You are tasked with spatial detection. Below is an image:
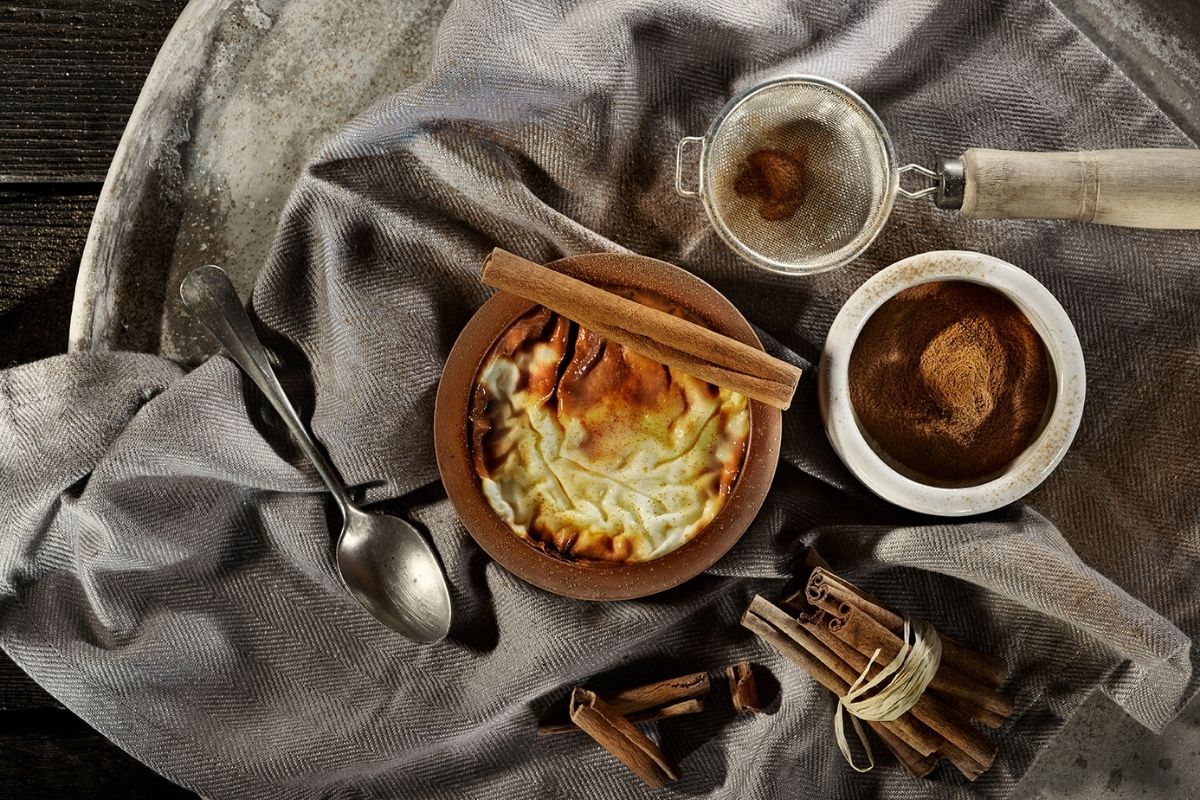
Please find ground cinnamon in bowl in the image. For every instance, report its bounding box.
[847,281,1052,483]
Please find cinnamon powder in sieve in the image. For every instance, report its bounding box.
[734,147,807,221]
[848,281,1051,483]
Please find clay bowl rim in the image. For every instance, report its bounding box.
[433,252,782,601]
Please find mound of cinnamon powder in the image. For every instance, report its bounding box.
[848,281,1051,483]
[734,147,807,221]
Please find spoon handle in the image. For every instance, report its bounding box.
[180,265,352,511]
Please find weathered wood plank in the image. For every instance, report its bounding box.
[0,0,190,181]
[0,709,195,797]
[0,187,97,366]
[0,654,62,711]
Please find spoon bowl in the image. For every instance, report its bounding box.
[180,264,452,643]
[336,507,452,643]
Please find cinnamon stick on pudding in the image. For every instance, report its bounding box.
[570,689,680,789]
[480,248,802,410]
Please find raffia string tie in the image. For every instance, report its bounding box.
[835,617,943,772]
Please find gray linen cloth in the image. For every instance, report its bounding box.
[3,0,1199,797]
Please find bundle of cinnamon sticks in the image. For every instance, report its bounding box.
[742,550,1014,780]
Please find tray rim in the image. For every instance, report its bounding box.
[69,0,236,355]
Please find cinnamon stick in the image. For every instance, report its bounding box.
[828,605,1014,720]
[808,568,1008,688]
[480,248,802,410]
[779,547,832,617]
[601,672,711,716]
[939,693,1006,730]
[539,698,705,736]
[726,662,762,714]
[742,597,941,757]
[800,611,1006,727]
[939,740,987,782]
[570,689,680,789]
[813,613,995,767]
[939,634,1008,690]
[537,671,711,735]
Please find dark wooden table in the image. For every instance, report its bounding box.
[0,2,195,794]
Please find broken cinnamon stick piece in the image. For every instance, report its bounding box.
[570,689,680,789]
[539,698,705,736]
[481,248,802,409]
[602,672,710,717]
[726,662,762,714]
[536,671,711,735]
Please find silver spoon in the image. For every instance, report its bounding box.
[180,265,452,643]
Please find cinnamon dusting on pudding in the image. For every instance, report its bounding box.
[470,289,750,564]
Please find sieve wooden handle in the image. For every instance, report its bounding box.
[959,148,1200,228]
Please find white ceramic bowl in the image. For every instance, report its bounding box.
[819,250,1085,516]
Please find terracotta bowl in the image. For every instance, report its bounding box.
[434,252,782,600]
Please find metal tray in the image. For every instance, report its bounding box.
[69,0,450,363]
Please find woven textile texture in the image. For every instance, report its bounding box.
[2,0,1198,797]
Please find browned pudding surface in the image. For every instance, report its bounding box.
[848,281,1052,483]
[470,290,751,564]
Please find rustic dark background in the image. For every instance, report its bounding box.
[0,1,195,795]
[1,0,1198,797]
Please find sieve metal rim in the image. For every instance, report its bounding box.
[691,74,900,275]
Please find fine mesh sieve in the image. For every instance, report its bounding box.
[676,75,1200,275]
[676,75,915,275]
